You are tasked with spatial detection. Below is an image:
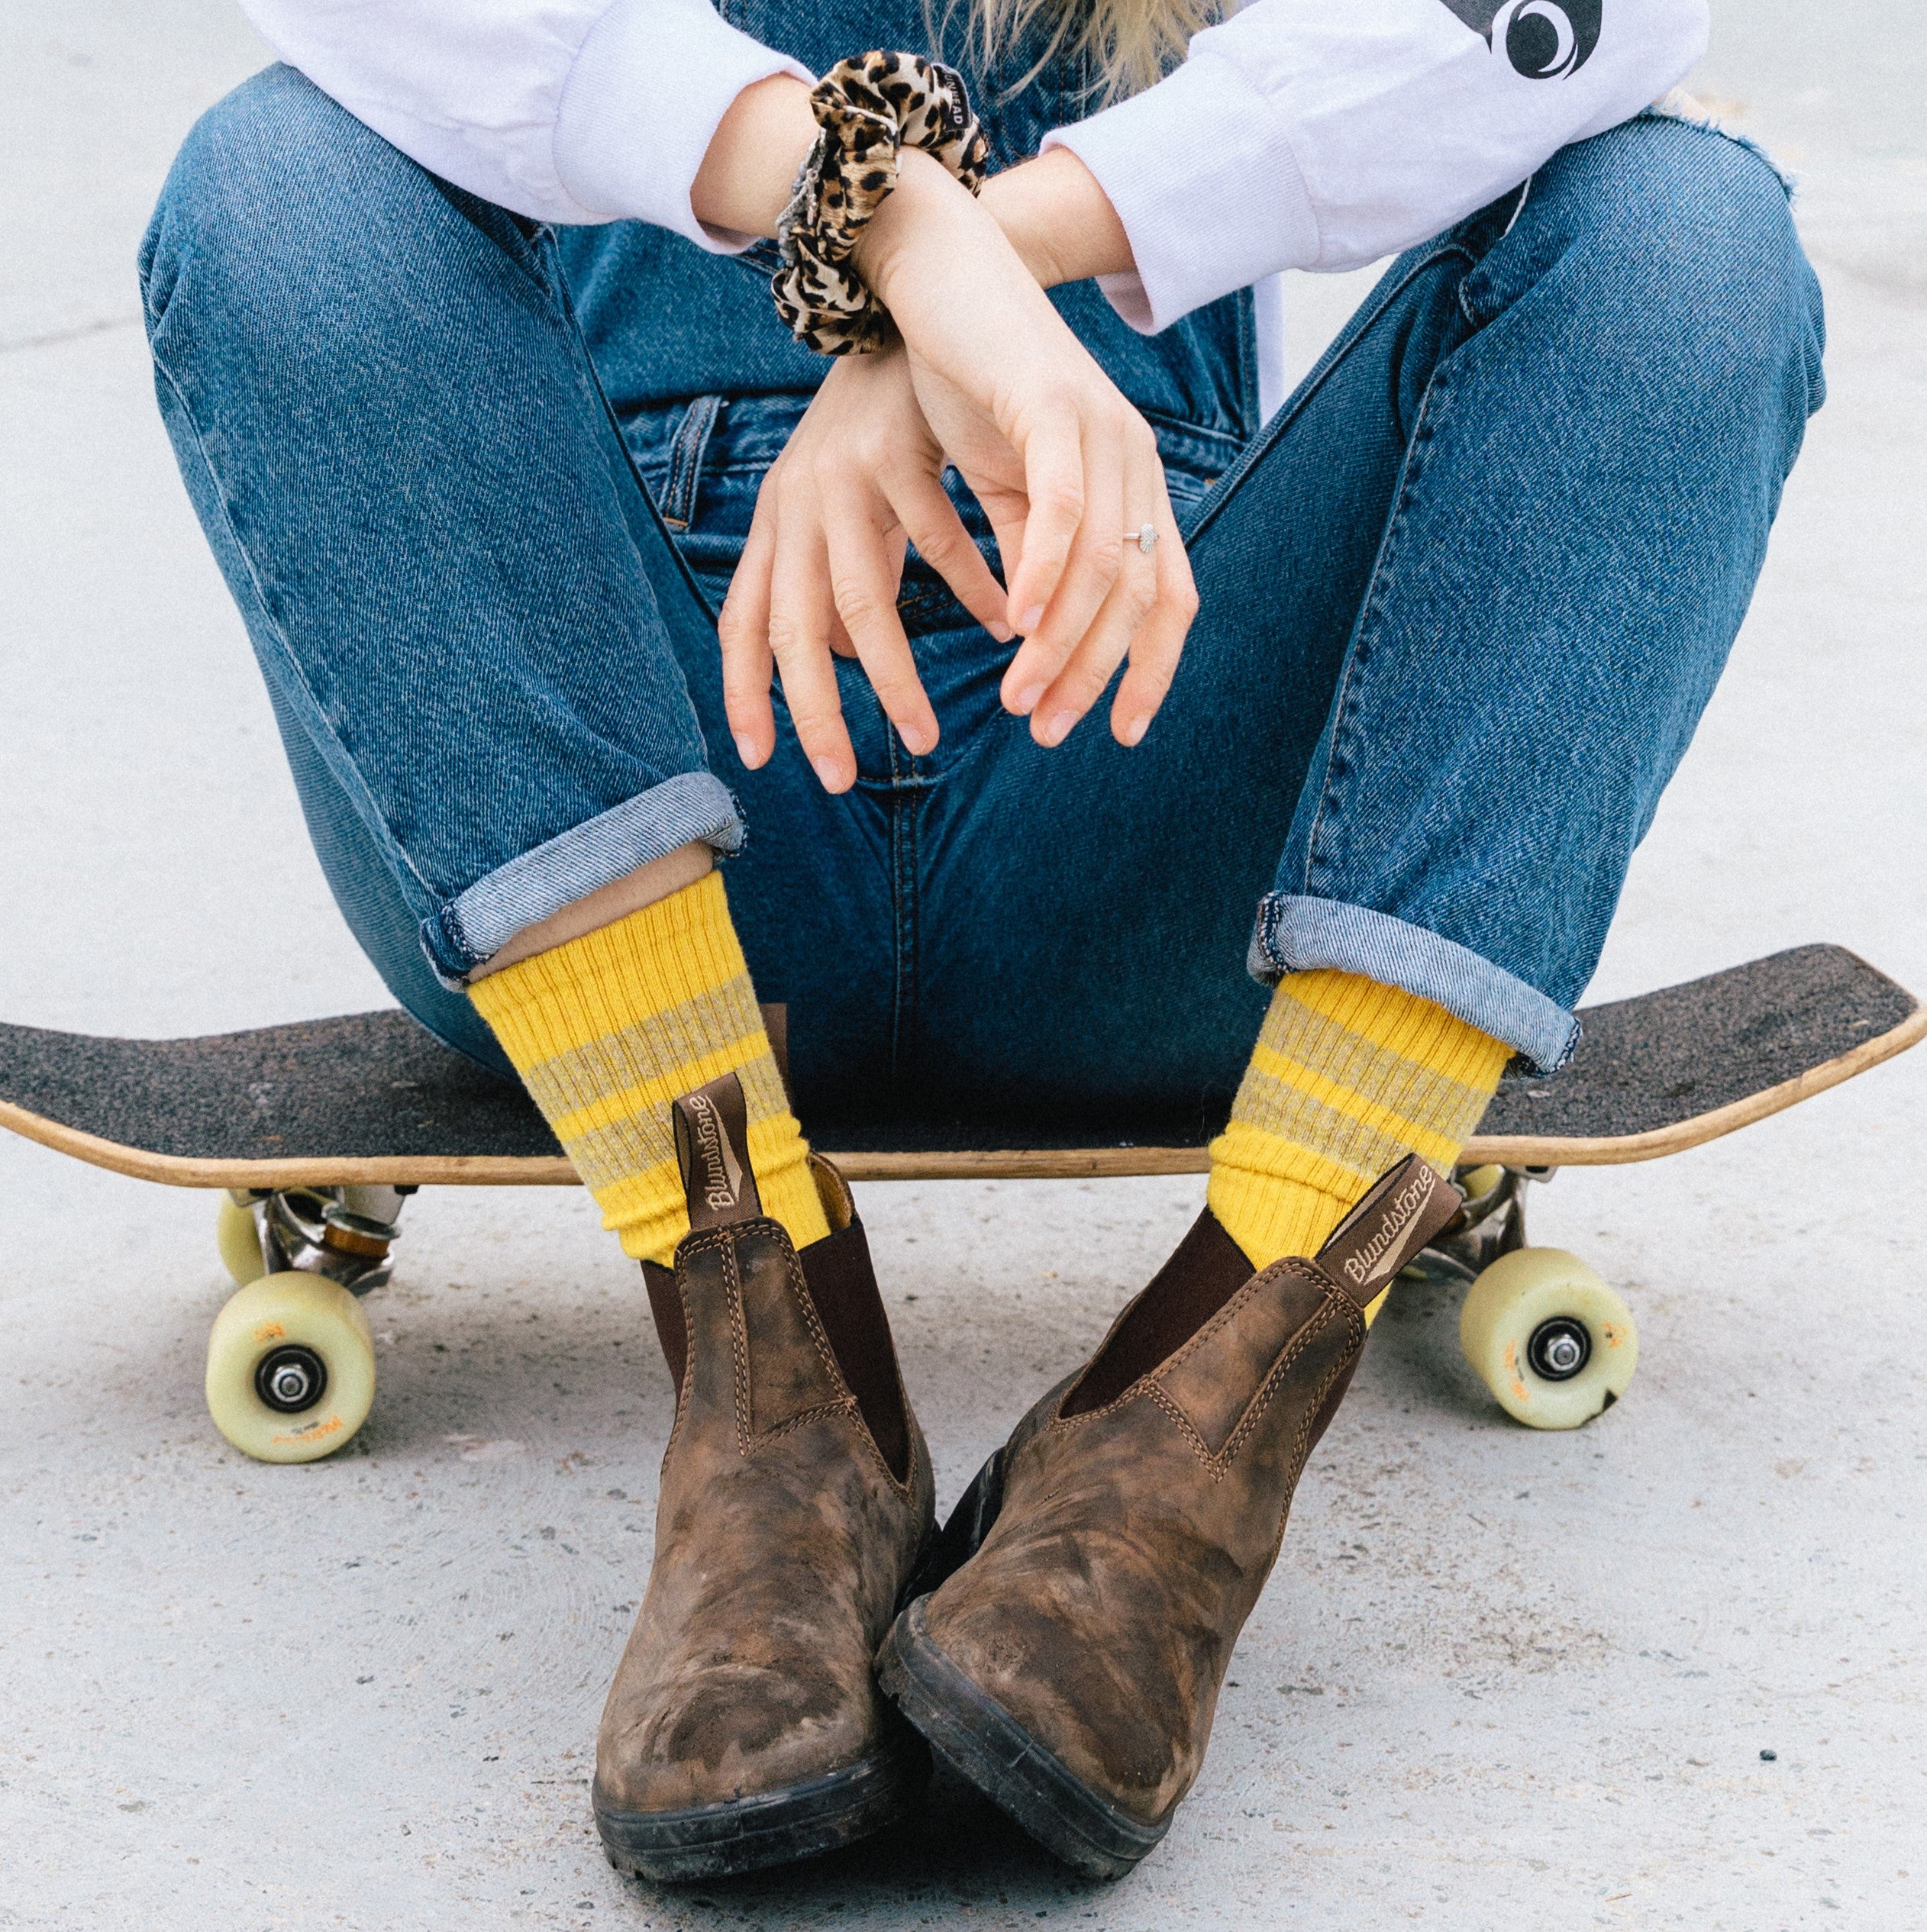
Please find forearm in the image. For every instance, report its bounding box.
[689,72,818,238]
[978,148,1137,290]
[852,149,1065,341]
[691,83,1136,287]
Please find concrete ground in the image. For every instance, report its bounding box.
[2,3,1922,1926]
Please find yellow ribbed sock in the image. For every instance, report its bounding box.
[467,869,828,1266]
[1207,971,1511,1322]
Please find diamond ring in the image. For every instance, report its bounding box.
[1125,522,1158,553]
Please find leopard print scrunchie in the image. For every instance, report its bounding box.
[772,51,991,356]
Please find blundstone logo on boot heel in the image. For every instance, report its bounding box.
[672,1073,763,1230]
[1315,1156,1464,1305]
[1344,1168,1441,1289]
[686,1092,744,1212]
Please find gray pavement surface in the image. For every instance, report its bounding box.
[2,3,1922,1927]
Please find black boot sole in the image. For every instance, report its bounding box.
[877,1598,1168,1881]
[594,1733,928,1882]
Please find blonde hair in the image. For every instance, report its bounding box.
[962,0,1225,105]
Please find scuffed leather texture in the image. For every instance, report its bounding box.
[918,1256,1366,1831]
[598,1212,934,1814]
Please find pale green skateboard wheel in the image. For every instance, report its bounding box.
[205,1272,376,1463]
[1460,1247,1638,1429]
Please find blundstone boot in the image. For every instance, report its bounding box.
[878,1155,1461,1878]
[593,1073,936,1880]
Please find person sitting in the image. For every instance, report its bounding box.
[140,0,1821,1877]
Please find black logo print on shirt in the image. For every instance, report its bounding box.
[1434,0,1602,78]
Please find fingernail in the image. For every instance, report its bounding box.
[1120,715,1148,747]
[1018,605,1045,634]
[812,756,844,792]
[732,732,760,768]
[1012,682,1044,715]
[900,721,935,755]
[986,619,1015,643]
[1039,708,1078,747]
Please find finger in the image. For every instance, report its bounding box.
[1030,440,1178,748]
[828,491,905,663]
[767,485,857,792]
[1110,482,1196,747]
[883,465,1013,643]
[821,473,939,755]
[1001,410,1084,640]
[1000,416,1127,716]
[830,526,907,656]
[1027,560,1151,750]
[985,511,1028,608]
[718,476,781,768]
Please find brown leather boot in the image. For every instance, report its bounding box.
[593,1074,936,1880]
[877,1155,1461,1878]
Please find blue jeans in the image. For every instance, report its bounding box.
[139,69,1822,1143]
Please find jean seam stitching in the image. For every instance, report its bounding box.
[147,356,438,908]
[663,410,696,529]
[886,731,918,1091]
[903,785,921,1095]
[1299,378,1441,898]
[1255,895,1282,977]
[440,901,475,968]
[1183,239,1477,549]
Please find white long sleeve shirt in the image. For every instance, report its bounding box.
[240,0,1706,414]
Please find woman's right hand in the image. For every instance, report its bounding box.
[854,150,1199,752]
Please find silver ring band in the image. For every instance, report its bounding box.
[1125,522,1158,553]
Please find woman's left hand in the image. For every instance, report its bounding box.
[717,344,1014,791]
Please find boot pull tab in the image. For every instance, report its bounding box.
[1312,1155,1462,1308]
[671,1072,763,1231]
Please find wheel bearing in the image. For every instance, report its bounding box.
[1526,1316,1591,1382]
[255,1343,329,1414]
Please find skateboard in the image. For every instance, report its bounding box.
[2,943,1919,1460]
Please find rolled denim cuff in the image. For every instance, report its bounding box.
[1248,894,1581,1074]
[421,770,745,985]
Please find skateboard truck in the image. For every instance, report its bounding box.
[227,1183,415,1297]
[1402,1163,1557,1286]
[1391,1160,1639,1421]
[1400,1164,1625,1407]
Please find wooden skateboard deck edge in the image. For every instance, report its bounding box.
[3,994,1921,1192]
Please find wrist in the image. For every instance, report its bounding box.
[981,148,1134,289]
[692,73,817,240]
[851,147,980,310]
[980,163,1068,287]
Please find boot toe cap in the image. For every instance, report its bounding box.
[597,1659,896,1815]
[917,1582,1198,1827]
